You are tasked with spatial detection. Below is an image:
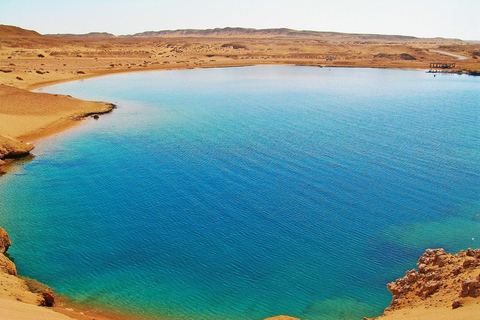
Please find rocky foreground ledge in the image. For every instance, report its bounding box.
[385,248,480,311]
[0,226,74,319]
[266,248,480,320]
[371,248,480,319]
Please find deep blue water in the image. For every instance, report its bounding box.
[1,66,479,320]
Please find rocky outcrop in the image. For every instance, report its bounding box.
[0,227,12,253]
[0,227,16,275]
[379,248,480,316]
[0,134,34,160]
[459,274,480,298]
[0,252,17,275]
[41,290,56,307]
[0,134,34,172]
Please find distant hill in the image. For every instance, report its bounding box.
[129,27,421,41]
[49,32,116,39]
[0,25,463,44]
[0,25,42,38]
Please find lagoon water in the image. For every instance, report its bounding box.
[1,66,479,319]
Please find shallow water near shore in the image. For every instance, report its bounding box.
[1,66,479,319]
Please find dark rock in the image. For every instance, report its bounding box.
[399,53,416,60]
[42,290,55,307]
[452,299,461,309]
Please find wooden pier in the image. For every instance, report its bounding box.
[429,62,457,73]
[430,62,455,69]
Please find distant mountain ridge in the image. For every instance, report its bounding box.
[128,27,420,41]
[0,25,463,43]
[49,27,464,42]
[49,32,116,39]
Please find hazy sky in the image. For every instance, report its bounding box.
[1,0,478,40]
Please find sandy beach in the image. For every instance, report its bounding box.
[1,24,479,320]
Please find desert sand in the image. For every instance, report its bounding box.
[0,298,74,320]
[0,24,479,319]
[0,85,115,141]
[0,84,115,174]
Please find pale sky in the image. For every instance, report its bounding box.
[0,0,478,40]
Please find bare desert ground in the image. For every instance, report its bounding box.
[1,25,479,91]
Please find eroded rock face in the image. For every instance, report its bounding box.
[459,274,480,298]
[0,134,34,162]
[0,252,17,275]
[384,248,480,313]
[42,290,56,307]
[0,227,17,275]
[0,226,12,253]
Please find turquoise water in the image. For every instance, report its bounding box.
[1,66,479,319]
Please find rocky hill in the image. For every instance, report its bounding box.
[0,25,42,38]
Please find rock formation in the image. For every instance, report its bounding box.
[0,252,17,275]
[459,273,480,298]
[42,290,56,307]
[371,248,480,319]
[0,226,12,253]
[0,134,34,173]
[0,227,16,275]
[0,134,34,158]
